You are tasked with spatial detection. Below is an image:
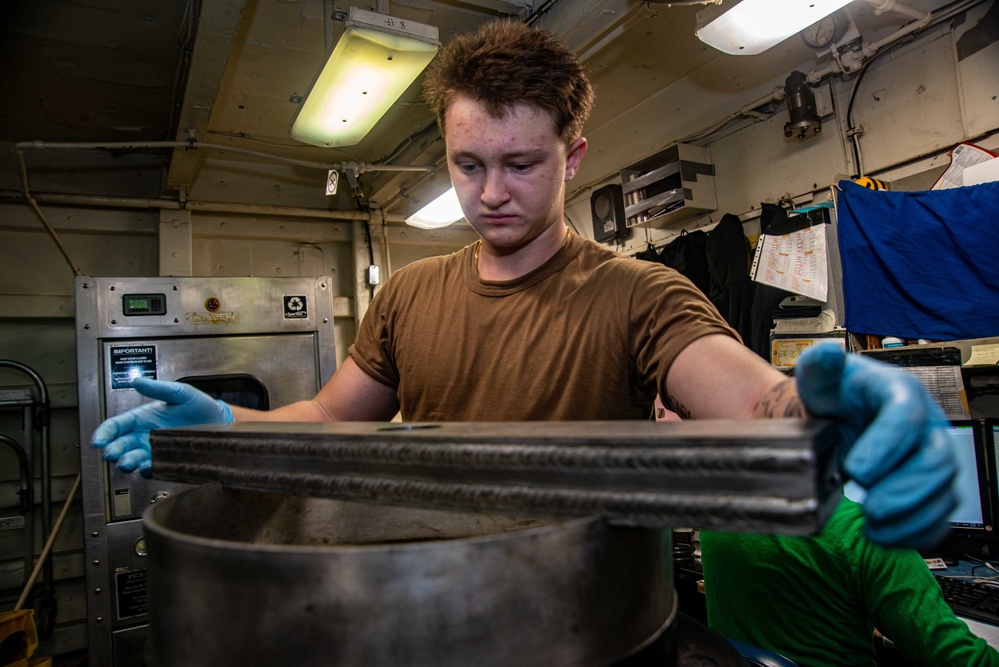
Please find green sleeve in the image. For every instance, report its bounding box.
[853,515,999,666]
[702,498,999,667]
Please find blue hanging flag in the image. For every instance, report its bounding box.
[836,179,999,341]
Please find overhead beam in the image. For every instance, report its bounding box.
[443,0,529,16]
[530,0,638,59]
[166,0,246,192]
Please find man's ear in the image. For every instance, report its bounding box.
[564,137,587,182]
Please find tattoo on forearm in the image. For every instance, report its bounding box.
[665,394,692,420]
[760,378,807,418]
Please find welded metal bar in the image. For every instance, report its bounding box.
[151,419,842,534]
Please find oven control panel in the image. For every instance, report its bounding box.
[121,293,167,317]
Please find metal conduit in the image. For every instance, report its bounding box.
[0,189,411,222]
[13,140,435,175]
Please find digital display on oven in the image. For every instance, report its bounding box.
[122,293,167,316]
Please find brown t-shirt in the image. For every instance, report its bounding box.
[349,232,736,422]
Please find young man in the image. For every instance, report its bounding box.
[93,20,956,550]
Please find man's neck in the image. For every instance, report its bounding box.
[476,223,571,281]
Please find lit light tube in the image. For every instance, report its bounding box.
[405,187,464,229]
[696,0,854,55]
[291,8,439,147]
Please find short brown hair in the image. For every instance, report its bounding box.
[422,20,595,146]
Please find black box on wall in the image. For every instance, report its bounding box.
[590,183,628,242]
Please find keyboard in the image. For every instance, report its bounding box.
[936,575,999,625]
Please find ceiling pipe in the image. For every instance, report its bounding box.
[187,201,405,221]
[858,1,933,56]
[13,140,434,175]
[0,189,409,223]
[0,190,179,210]
[804,0,976,84]
[865,0,931,22]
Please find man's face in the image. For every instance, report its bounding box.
[444,94,585,253]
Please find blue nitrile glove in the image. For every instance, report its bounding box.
[795,343,958,549]
[91,377,234,478]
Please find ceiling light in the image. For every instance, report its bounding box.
[696,0,854,55]
[291,7,440,147]
[405,187,464,229]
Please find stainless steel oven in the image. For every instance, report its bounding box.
[74,275,336,667]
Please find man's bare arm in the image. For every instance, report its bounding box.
[229,357,400,422]
[665,334,806,420]
[757,377,807,418]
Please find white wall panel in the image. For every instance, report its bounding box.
[187,158,358,209]
[190,217,352,282]
[710,112,846,218]
[849,33,965,173]
[959,41,999,136]
[0,204,158,301]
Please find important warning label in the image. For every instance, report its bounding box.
[109,345,157,390]
[116,569,148,619]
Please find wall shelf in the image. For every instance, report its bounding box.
[621,143,717,229]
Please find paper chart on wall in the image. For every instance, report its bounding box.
[931,142,997,190]
[750,225,828,302]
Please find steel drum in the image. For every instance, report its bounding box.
[143,483,675,666]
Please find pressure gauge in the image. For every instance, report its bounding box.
[802,13,844,49]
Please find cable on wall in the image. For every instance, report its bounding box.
[15,150,83,277]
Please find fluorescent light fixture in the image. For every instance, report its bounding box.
[696,0,854,55]
[291,7,440,147]
[405,187,465,229]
